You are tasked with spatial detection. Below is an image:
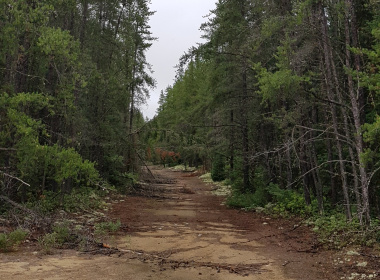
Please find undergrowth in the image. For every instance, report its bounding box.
[38,219,122,253]
[27,186,110,214]
[212,176,380,249]
[309,215,380,249]
[0,229,28,252]
[94,220,121,243]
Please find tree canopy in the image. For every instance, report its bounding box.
[0,0,155,208]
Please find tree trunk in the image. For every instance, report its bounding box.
[344,0,370,224]
[299,132,311,205]
[327,139,338,206]
[80,0,88,50]
[241,65,250,191]
[229,110,235,172]
[286,139,293,188]
[318,2,352,220]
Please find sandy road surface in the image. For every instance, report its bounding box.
[1,166,334,280]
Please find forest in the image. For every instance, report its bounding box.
[1,0,380,243]
[0,0,154,212]
[149,0,380,228]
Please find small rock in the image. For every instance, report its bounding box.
[357,262,367,267]
[346,250,360,256]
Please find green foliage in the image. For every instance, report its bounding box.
[95,220,121,233]
[0,91,101,202]
[226,157,244,190]
[226,183,315,217]
[256,64,305,103]
[360,18,380,168]
[226,167,271,208]
[38,232,58,253]
[33,187,104,213]
[0,0,156,212]
[51,221,75,245]
[311,215,380,248]
[38,27,79,61]
[38,220,77,252]
[211,154,226,181]
[19,144,99,188]
[94,220,121,243]
[267,184,314,217]
[0,229,28,252]
[226,191,262,210]
[153,60,213,170]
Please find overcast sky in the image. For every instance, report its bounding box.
[142,0,216,119]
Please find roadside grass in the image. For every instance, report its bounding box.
[171,164,197,172]
[199,172,232,196]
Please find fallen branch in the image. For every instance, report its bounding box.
[0,171,30,187]
[83,246,267,276]
[137,152,155,179]
[0,195,36,216]
[0,148,17,151]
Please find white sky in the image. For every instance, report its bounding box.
[142,0,216,119]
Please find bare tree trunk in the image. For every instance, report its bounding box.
[327,139,338,206]
[286,140,293,188]
[80,0,88,50]
[241,65,250,191]
[344,0,370,224]
[229,110,235,172]
[310,144,324,214]
[299,131,311,205]
[318,3,352,220]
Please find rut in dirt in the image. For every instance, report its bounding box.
[108,166,332,280]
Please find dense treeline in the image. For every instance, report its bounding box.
[149,0,380,225]
[0,0,154,210]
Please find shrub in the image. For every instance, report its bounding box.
[267,183,313,217]
[94,220,121,243]
[52,221,75,245]
[38,232,58,253]
[0,229,28,252]
[211,154,225,182]
[31,187,104,213]
[310,215,380,248]
[38,220,77,252]
[226,185,270,209]
[226,191,258,210]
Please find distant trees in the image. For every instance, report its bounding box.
[151,0,380,224]
[0,0,154,207]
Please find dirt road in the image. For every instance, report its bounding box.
[1,166,341,279]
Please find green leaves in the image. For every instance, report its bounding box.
[256,64,306,103]
[38,27,79,62]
